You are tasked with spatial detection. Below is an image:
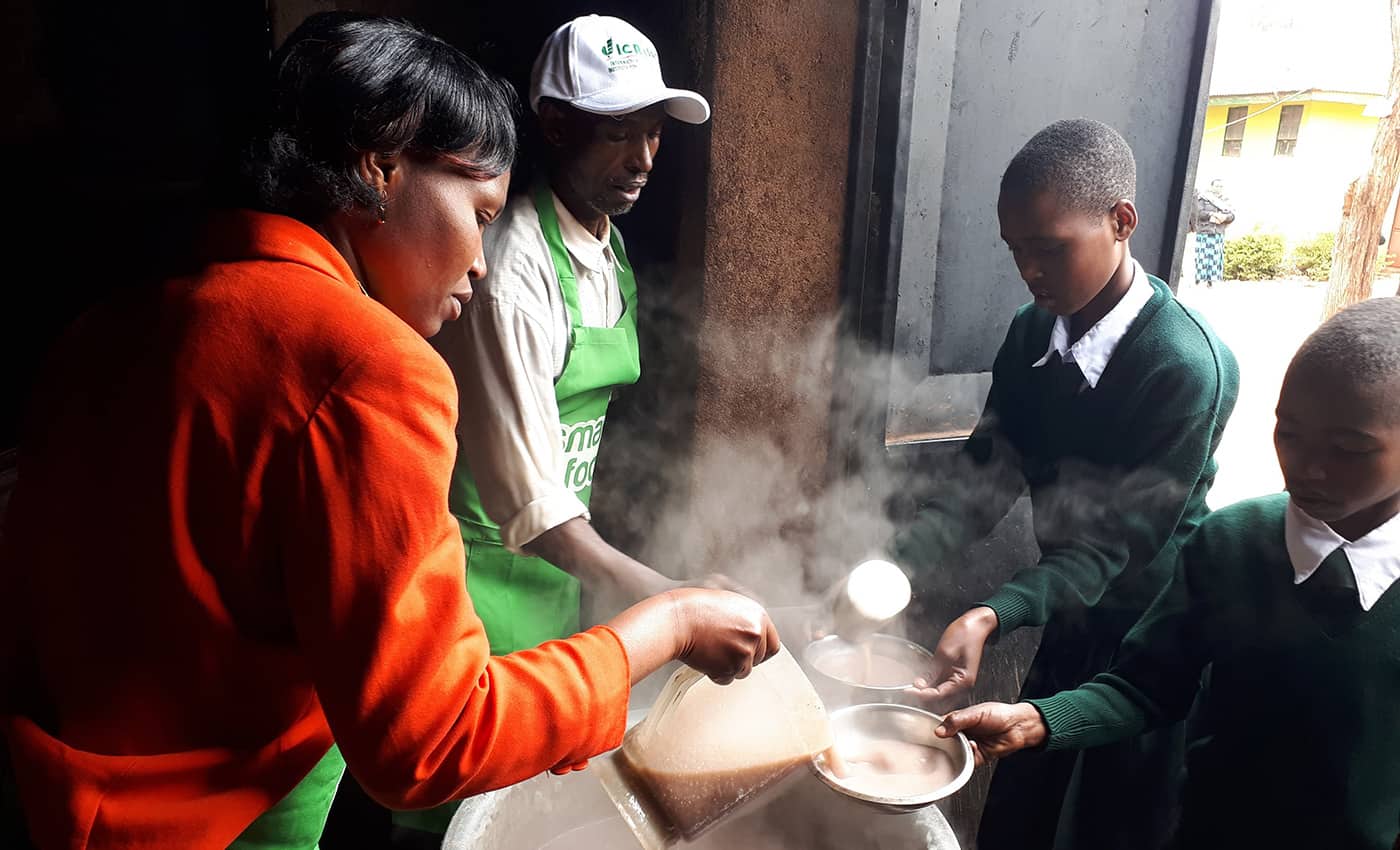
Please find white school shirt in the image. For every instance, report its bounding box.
[1285,498,1400,611]
[1031,261,1155,388]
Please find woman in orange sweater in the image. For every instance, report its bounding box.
[0,13,776,850]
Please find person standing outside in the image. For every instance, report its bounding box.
[1193,178,1235,286]
[431,15,713,656]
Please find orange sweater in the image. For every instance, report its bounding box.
[0,211,629,849]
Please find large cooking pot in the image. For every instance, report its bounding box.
[443,756,961,850]
[445,619,962,850]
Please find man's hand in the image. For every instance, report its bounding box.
[690,573,759,599]
[613,569,760,603]
[526,518,679,605]
[614,567,682,602]
[524,519,761,610]
[935,701,1047,766]
[910,606,999,702]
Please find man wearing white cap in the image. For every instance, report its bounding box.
[405,16,710,841]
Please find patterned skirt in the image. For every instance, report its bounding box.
[1194,232,1225,283]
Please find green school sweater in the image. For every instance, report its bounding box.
[1032,494,1400,850]
[896,275,1240,636]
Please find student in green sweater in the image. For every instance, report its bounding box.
[937,297,1400,850]
[893,118,1239,849]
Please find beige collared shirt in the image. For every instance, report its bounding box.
[431,190,623,552]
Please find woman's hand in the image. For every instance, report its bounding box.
[910,606,999,702]
[669,588,779,684]
[935,701,1047,766]
[608,588,779,686]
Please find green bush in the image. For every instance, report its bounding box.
[1223,233,1286,280]
[1291,232,1334,282]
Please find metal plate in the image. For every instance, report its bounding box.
[801,633,937,710]
[812,703,975,813]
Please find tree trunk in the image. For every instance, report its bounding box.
[1323,0,1400,319]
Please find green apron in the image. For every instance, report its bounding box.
[392,185,641,837]
[228,745,346,850]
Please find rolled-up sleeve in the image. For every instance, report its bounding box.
[433,252,587,553]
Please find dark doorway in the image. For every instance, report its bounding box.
[1,0,270,450]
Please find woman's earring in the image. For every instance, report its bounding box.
[376,194,388,224]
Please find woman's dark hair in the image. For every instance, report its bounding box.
[238,12,519,223]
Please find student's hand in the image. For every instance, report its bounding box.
[911,607,999,702]
[935,701,1047,766]
[670,588,781,685]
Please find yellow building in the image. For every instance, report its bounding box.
[1197,93,1392,243]
[1195,0,1394,247]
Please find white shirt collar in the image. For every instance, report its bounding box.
[1031,261,1154,388]
[551,191,614,274]
[1284,497,1400,611]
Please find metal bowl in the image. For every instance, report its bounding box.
[812,703,975,814]
[801,633,936,709]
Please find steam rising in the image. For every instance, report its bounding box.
[588,269,1191,644]
[603,312,926,609]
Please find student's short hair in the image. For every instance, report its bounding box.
[1294,297,1400,388]
[238,12,519,224]
[1000,118,1136,217]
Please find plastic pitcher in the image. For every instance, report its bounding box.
[596,646,833,849]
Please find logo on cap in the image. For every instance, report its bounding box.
[600,37,658,72]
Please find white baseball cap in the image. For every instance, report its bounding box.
[529,15,711,124]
